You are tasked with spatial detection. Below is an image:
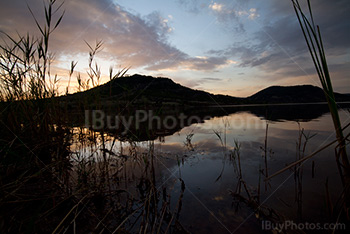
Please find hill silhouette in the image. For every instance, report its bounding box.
[59,75,350,140]
[248,85,350,103]
[64,74,350,107]
[66,74,243,106]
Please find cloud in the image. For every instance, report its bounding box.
[144,54,235,71]
[202,77,222,81]
[0,0,231,73]
[174,76,223,90]
[247,8,259,20]
[208,1,259,32]
[1,0,348,95]
[182,56,236,71]
[176,0,203,14]
[208,0,350,85]
[209,2,224,12]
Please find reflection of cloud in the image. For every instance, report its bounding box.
[155,142,185,154]
[213,196,224,201]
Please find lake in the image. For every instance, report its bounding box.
[72,104,350,233]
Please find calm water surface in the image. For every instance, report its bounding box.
[74,106,350,233]
[149,109,350,233]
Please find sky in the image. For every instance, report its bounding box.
[0,0,349,97]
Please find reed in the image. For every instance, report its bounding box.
[183,131,195,152]
[260,121,273,191]
[294,124,315,221]
[291,0,350,214]
[0,0,186,232]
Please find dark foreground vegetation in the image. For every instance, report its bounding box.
[0,1,188,233]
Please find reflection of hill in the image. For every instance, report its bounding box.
[78,103,349,141]
[244,104,331,122]
[82,107,233,142]
[204,104,333,122]
[58,74,350,141]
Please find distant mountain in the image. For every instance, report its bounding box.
[247,85,350,103]
[63,75,350,107]
[59,75,350,140]
[65,74,244,106]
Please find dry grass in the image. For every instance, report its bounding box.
[0,1,184,233]
[292,0,350,215]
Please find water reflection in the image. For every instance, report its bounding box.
[72,105,350,233]
[78,103,350,142]
[150,109,349,232]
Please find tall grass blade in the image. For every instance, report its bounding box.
[292,0,350,213]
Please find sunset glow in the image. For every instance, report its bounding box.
[1,0,349,97]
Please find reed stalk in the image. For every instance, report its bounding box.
[292,0,350,213]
